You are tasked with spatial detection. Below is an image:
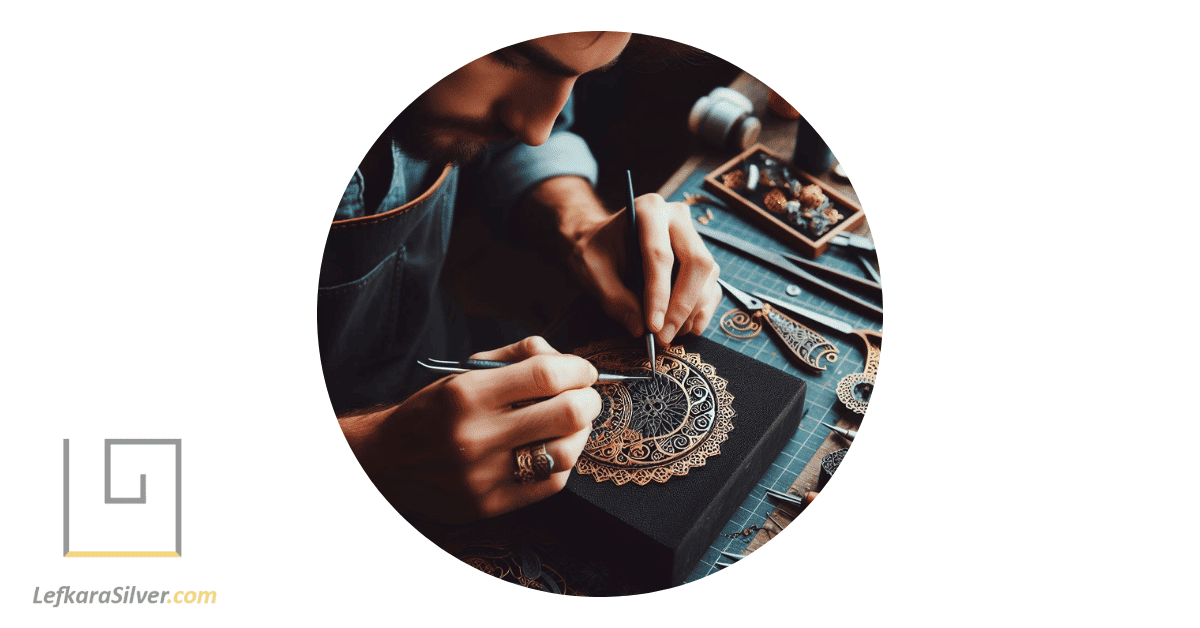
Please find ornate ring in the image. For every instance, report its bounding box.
[513,445,534,485]
[530,442,554,481]
[513,442,554,485]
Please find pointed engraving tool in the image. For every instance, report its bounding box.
[418,359,649,383]
[821,421,858,441]
[715,277,839,371]
[626,170,656,378]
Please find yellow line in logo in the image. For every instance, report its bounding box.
[64,551,181,557]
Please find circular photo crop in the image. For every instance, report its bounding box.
[316,31,882,596]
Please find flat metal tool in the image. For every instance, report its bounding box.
[776,249,882,296]
[830,231,876,254]
[418,359,648,384]
[627,171,656,379]
[716,277,839,372]
[696,223,883,318]
[857,255,882,284]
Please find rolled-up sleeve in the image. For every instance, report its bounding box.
[470,95,598,235]
[484,129,598,209]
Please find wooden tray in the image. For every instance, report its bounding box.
[704,144,865,258]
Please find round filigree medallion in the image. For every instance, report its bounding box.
[572,340,735,486]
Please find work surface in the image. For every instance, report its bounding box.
[661,169,881,583]
[650,73,883,583]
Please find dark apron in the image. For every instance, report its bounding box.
[316,164,465,414]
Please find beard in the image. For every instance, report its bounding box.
[387,96,515,164]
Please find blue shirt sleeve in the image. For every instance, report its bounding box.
[476,94,598,220]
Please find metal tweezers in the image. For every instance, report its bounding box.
[418,358,648,383]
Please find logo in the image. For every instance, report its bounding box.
[62,439,182,557]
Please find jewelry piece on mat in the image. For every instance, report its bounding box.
[571,339,735,486]
[513,445,536,485]
[836,330,882,415]
[818,447,849,491]
[530,442,554,481]
[723,524,759,539]
[719,308,762,339]
[717,278,838,372]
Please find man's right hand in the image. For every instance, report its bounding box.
[339,336,600,524]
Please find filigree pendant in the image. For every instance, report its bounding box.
[572,340,736,486]
[836,330,882,415]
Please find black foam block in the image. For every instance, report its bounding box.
[528,329,806,592]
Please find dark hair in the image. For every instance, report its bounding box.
[621,33,716,72]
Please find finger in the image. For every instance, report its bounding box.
[688,270,722,335]
[461,425,591,511]
[478,428,592,518]
[636,194,674,335]
[660,211,717,343]
[583,249,644,336]
[470,335,559,362]
[478,469,571,518]
[496,386,600,448]
[451,354,598,409]
[542,426,591,473]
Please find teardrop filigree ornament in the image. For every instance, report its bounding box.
[719,308,762,339]
[761,305,838,371]
[572,339,735,486]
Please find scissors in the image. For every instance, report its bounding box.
[715,277,839,372]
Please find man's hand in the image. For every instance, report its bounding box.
[339,336,600,524]
[569,192,721,344]
[521,176,721,344]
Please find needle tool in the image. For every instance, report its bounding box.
[821,421,858,441]
[626,170,656,379]
[418,359,649,383]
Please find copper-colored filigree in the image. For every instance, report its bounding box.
[836,330,882,415]
[452,541,585,596]
[572,340,736,486]
[719,308,762,339]
[514,445,536,485]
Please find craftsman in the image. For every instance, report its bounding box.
[321,32,722,525]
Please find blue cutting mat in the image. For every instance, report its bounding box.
[665,170,884,583]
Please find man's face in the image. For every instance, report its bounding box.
[392,31,631,164]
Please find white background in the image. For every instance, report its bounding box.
[2,1,1196,626]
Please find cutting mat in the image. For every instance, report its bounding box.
[664,168,883,583]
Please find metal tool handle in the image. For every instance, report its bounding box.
[460,359,510,370]
[760,303,839,372]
